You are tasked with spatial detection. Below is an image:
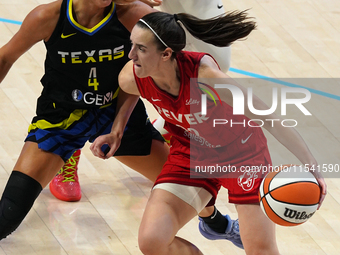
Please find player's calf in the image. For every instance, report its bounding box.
[0,171,42,240]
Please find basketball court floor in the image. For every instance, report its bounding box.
[0,0,339,254]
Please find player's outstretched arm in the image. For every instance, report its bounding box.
[116,1,158,32]
[138,0,162,7]
[0,1,61,83]
[114,0,162,7]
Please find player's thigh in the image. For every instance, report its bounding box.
[139,188,197,246]
[235,204,280,255]
[14,141,65,187]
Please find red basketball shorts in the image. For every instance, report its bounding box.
[154,127,272,206]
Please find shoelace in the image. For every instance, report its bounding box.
[59,154,80,182]
[232,220,240,234]
[225,219,240,237]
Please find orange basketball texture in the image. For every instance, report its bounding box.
[259,165,320,226]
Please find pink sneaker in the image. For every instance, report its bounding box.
[49,150,82,202]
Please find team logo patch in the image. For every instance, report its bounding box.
[237,171,258,191]
[72,89,83,102]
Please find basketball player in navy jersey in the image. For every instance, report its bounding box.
[91,11,327,254]
[0,0,172,240]
[48,0,161,202]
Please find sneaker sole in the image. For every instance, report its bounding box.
[49,182,81,202]
[199,222,244,249]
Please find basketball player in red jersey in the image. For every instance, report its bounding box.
[156,0,235,239]
[91,11,327,254]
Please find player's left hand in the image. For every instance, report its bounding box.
[90,133,122,159]
[311,170,327,209]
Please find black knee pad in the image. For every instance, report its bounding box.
[0,171,42,240]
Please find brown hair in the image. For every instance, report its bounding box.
[137,11,256,53]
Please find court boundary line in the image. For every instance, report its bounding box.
[229,68,340,101]
[0,17,22,25]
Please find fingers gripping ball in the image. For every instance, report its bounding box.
[259,165,320,226]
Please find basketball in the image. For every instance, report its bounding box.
[259,165,321,226]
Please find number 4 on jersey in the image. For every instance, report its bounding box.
[88,67,99,91]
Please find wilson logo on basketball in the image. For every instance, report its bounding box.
[283,208,315,220]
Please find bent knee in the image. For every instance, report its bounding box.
[138,230,169,255]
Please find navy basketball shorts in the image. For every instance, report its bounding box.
[25,99,164,162]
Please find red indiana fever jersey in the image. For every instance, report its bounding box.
[134,52,271,204]
[134,51,253,147]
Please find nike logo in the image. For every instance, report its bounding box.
[241,133,253,144]
[217,4,223,9]
[61,33,77,39]
[151,97,161,102]
[210,209,218,219]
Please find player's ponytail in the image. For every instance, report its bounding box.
[137,11,255,54]
[175,10,256,47]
